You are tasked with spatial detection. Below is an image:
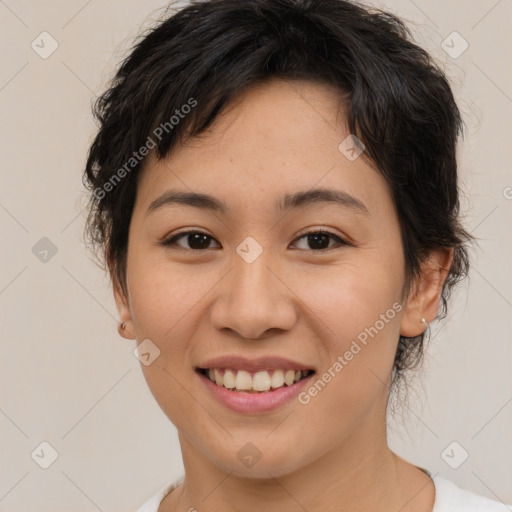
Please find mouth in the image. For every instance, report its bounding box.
[195,367,316,393]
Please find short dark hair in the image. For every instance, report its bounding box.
[83,0,472,401]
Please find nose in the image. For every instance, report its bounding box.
[209,251,298,340]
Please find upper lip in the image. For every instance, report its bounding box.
[197,355,316,373]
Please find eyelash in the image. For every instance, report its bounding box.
[160,229,349,252]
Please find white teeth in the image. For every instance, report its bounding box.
[202,368,312,392]
[253,371,271,391]
[271,369,285,388]
[223,369,236,389]
[284,369,295,386]
[235,370,252,390]
[214,368,223,386]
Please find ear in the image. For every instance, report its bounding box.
[400,248,454,337]
[112,272,136,340]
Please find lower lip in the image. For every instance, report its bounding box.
[196,370,315,413]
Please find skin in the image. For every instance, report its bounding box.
[114,78,453,512]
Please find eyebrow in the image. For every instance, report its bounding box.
[145,187,370,217]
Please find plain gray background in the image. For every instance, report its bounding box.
[1,0,511,510]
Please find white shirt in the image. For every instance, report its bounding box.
[136,472,511,512]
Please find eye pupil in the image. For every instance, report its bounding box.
[188,233,210,249]
[308,233,330,250]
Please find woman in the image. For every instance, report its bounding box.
[83,0,510,511]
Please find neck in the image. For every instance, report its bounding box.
[167,411,434,512]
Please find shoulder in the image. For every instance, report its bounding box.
[136,475,185,512]
[432,475,511,511]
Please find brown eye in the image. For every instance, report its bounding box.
[291,231,347,251]
[160,230,348,252]
[161,231,220,250]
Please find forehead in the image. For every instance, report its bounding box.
[134,78,391,217]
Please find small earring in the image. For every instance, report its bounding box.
[421,317,427,325]
[120,322,127,330]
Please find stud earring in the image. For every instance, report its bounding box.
[421,317,427,325]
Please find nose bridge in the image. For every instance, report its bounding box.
[209,243,296,339]
[233,248,275,305]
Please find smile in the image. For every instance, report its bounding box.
[197,368,315,393]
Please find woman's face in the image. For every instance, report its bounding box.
[116,78,421,477]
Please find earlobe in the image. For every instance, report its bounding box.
[113,278,135,340]
[399,248,454,337]
[117,320,133,339]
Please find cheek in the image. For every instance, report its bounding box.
[293,253,404,337]
[292,254,403,395]
[127,261,209,428]
[127,255,210,337]
[293,276,400,452]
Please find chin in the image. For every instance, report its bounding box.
[206,439,311,479]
